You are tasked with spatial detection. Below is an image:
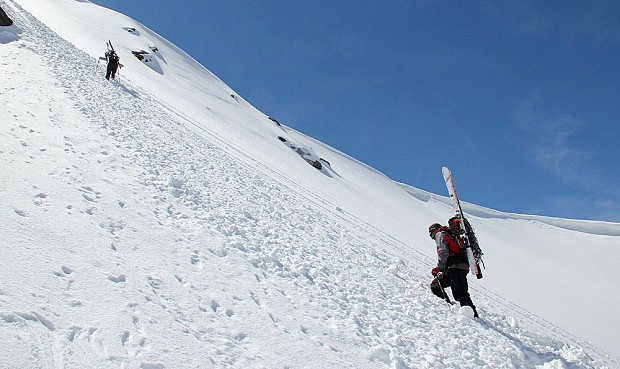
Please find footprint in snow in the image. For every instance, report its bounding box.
[233,332,247,341]
[250,292,261,306]
[108,274,127,283]
[33,192,48,206]
[61,265,73,274]
[190,251,200,265]
[80,186,102,200]
[207,299,220,313]
[208,246,227,258]
[53,266,73,278]
[146,276,163,289]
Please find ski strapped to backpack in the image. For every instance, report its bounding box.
[107,40,115,53]
[442,167,485,279]
[106,40,120,63]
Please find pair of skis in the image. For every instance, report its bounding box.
[442,167,484,279]
[106,39,116,54]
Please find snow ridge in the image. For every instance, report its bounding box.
[399,184,620,237]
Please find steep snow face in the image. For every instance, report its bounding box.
[10,0,426,235]
[1,0,620,368]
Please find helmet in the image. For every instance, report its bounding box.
[428,223,441,238]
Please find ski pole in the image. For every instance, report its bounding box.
[435,275,453,307]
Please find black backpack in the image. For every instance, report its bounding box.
[109,52,119,64]
[448,216,484,263]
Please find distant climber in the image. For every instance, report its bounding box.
[428,223,478,317]
[100,48,122,80]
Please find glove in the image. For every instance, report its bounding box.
[431,267,439,276]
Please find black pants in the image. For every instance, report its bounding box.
[431,269,477,316]
[106,63,118,80]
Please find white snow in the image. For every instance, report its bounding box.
[1,0,619,368]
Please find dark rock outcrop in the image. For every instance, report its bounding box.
[0,6,14,26]
[268,116,282,126]
[277,136,322,170]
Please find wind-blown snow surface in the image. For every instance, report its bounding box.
[1,0,619,368]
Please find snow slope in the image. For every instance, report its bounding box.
[1,0,619,368]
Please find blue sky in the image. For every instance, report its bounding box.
[90,0,620,222]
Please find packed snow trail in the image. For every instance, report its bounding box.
[1,1,616,368]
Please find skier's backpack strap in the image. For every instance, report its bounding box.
[447,216,468,249]
[438,226,462,256]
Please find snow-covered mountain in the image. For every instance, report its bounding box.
[1,1,619,368]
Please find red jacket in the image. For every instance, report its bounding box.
[433,227,469,272]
